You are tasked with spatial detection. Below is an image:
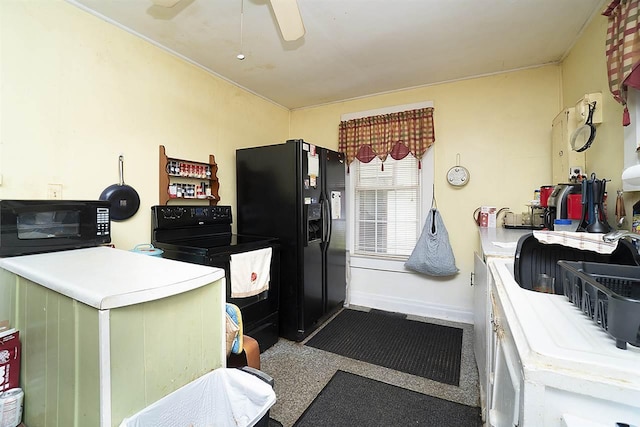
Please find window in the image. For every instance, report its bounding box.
[353,156,420,258]
[341,101,434,263]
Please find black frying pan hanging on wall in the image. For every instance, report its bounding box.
[100,155,140,221]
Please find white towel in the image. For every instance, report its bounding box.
[230,247,272,298]
[532,231,618,254]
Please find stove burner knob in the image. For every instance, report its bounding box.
[174,207,184,218]
[161,208,173,219]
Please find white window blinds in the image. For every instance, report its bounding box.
[354,156,420,257]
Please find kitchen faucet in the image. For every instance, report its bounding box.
[602,229,640,243]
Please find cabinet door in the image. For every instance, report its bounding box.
[488,292,522,427]
[551,108,584,185]
[489,334,521,427]
[473,252,490,415]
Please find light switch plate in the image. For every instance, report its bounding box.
[47,184,62,199]
[569,166,583,180]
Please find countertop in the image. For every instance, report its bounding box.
[477,227,531,258]
[489,257,640,406]
[0,247,225,310]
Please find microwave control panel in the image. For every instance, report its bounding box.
[96,207,110,237]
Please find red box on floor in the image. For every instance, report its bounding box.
[0,329,21,392]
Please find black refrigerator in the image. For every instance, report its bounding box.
[236,139,346,342]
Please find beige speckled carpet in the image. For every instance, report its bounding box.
[260,307,480,427]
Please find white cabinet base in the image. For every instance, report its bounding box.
[485,258,640,427]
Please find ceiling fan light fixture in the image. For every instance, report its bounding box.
[150,0,182,7]
[236,0,246,60]
[269,0,305,41]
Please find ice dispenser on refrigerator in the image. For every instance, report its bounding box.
[306,203,322,243]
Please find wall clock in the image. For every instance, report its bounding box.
[446,154,469,187]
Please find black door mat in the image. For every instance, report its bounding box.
[305,308,463,386]
[293,370,481,427]
[369,308,407,319]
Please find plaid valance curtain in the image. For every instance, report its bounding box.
[603,0,640,126]
[338,107,435,169]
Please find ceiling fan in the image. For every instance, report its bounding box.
[150,0,305,41]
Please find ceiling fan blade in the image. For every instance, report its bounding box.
[269,0,305,41]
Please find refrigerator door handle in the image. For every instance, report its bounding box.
[327,198,333,243]
[323,197,332,243]
[320,197,327,242]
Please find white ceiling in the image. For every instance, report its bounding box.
[68,0,604,109]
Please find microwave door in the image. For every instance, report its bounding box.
[0,200,111,256]
[17,210,80,240]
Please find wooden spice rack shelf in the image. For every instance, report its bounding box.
[159,145,219,205]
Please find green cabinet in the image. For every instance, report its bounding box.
[0,248,226,427]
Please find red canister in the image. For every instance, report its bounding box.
[540,186,554,207]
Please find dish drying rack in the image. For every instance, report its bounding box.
[558,261,640,349]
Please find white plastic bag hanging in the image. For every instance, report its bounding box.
[405,208,459,277]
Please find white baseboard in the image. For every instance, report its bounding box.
[349,290,474,324]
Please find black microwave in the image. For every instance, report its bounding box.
[0,200,111,257]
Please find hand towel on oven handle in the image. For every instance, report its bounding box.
[230,247,272,298]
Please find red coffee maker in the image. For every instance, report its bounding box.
[544,184,581,229]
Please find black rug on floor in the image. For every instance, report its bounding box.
[305,309,463,386]
[293,371,481,427]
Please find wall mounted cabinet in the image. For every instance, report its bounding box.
[551,108,584,184]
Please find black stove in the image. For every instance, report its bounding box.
[151,205,280,352]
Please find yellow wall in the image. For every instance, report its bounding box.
[561,13,629,217]
[0,0,290,250]
[292,66,562,301]
[1,1,625,318]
